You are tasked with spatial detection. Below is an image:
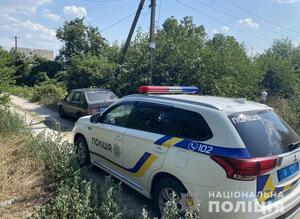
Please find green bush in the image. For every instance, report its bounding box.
[6,86,35,100]
[36,173,96,219]
[26,130,126,218]
[97,176,123,219]
[0,109,29,137]
[0,48,15,107]
[26,132,77,189]
[31,81,67,108]
[7,83,66,108]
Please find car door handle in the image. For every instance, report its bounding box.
[114,135,122,141]
[152,146,166,155]
[88,126,92,130]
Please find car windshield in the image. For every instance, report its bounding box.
[86,91,117,103]
[229,110,300,157]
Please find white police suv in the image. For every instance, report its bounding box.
[73,86,300,218]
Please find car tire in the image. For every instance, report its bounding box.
[75,136,91,167]
[59,107,67,119]
[153,177,187,218]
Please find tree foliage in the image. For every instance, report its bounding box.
[255,39,300,98]
[65,54,116,90]
[56,18,107,61]
[0,48,15,106]
[3,17,300,101]
[11,53,30,86]
[117,17,261,98]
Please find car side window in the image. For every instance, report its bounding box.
[130,102,172,135]
[170,108,213,141]
[72,92,80,102]
[66,92,74,101]
[79,93,85,103]
[102,102,135,127]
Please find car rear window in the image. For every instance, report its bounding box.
[86,91,117,103]
[229,110,300,157]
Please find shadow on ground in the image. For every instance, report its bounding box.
[82,166,158,218]
[43,116,75,132]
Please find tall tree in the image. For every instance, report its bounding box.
[256,39,300,97]
[202,34,261,98]
[56,18,107,61]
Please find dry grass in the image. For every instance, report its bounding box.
[0,136,50,219]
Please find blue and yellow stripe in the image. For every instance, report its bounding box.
[257,174,300,203]
[91,151,158,177]
[126,152,158,177]
[155,135,251,158]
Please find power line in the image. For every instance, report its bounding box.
[100,12,136,32]
[192,0,295,38]
[175,0,273,43]
[82,0,125,3]
[210,0,296,37]
[225,0,300,35]
[157,0,162,26]
[93,0,137,19]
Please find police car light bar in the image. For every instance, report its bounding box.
[138,86,199,94]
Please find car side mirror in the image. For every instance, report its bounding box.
[90,113,102,124]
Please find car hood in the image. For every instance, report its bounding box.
[77,115,92,124]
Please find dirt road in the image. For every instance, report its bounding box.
[10,95,157,217]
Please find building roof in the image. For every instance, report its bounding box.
[16,47,54,60]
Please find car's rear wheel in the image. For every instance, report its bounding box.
[75,136,90,167]
[153,177,187,217]
[59,107,67,118]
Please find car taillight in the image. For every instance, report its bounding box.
[211,155,278,181]
[86,108,97,114]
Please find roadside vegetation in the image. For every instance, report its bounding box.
[0,110,47,218]
[0,108,128,218]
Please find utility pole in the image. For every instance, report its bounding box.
[119,0,145,65]
[12,36,19,60]
[13,36,19,53]
[149,0,156,85]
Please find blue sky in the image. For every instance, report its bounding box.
[1,0,300,56]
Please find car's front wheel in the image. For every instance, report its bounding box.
[75,136,90,167]
[153,177,187,217]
